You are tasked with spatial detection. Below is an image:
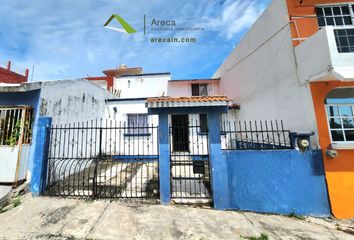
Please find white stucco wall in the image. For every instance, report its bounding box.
[295,26,354,82]
[103,73,169,157]
[39,79,108,125]
[213,0,318,144]
[114,74,170,98]
[105,100,158,124]
[104,100,159,156]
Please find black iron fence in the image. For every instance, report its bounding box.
[220,120,293,150]
[46,119,159,200]
[169,122,212,200]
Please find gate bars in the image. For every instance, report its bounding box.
[46,119,159,199]
[169,121,212,199]
[220,120,292,150]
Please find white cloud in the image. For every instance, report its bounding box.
[207,0,267,40]
[0,0,270,80]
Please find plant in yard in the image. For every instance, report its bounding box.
[6,121,21,146]
[241,233,269,240]
[12,198,21,207]
[335,223,343,231]
[287,212,306,220]
[5,118,33,146]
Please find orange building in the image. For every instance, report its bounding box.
[286,0,354,219]
[214,0,354,219]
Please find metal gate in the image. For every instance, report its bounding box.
[46,119,159,200]
[169,118,212,200]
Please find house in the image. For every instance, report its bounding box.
[103,65,237,131]
[18,0,340,218]
[84,64,143,95]
[101,65,237,156]
[0,79,107,187]
[0,60,29,84]
[213,0,354,219]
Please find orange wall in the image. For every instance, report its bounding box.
[286,0,354,219]
[310,81,354,219]
[286,0,354,46]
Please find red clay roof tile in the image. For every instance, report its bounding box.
[146,95,231,103]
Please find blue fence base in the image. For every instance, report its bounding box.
[220,149,331,216]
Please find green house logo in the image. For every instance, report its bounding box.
[103,14,137,34]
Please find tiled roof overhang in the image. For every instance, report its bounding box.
[146,96,232,108]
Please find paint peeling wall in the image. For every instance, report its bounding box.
[39,80,108,125]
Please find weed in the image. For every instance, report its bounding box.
[335,223,343,231]
[287,212,306,220]
[0,208,7,214]
[84,198,94,203]
[12,198,21,208]
[241,233,269,240]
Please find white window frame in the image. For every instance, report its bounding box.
[315,3,354,53]
[325,103,354,148]
[126,114,149,135]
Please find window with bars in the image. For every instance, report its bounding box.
[191,84,208,96]
[326,105,354,143]
[127,114,149,135]
[316,4,354,53]
[199,114,208,133]
[0,107,33,145]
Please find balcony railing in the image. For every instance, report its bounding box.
[0,60,28,77]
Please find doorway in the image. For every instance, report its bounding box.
[171,114,189,152]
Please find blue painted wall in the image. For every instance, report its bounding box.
[158,112,170,204]
[148,106,330,216]
[30,117,52,196]
[0,90,41,111]
[223,150,330,216]
[207,111,230,209]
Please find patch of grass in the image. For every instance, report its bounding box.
[12,198,21,208]
[287,212,306,220]
[336,223,343,231]
[241,233,269,240]
[84,198,94,203]
[0,208,7,214]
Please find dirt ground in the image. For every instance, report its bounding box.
[0,193,353,240]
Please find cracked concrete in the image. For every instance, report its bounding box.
[0,193,353,240]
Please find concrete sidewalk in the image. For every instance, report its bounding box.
[0,194,353,240]
[0,186,12,207]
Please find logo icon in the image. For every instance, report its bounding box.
[103,14,137,34]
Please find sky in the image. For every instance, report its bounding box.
[0,0,270,81]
